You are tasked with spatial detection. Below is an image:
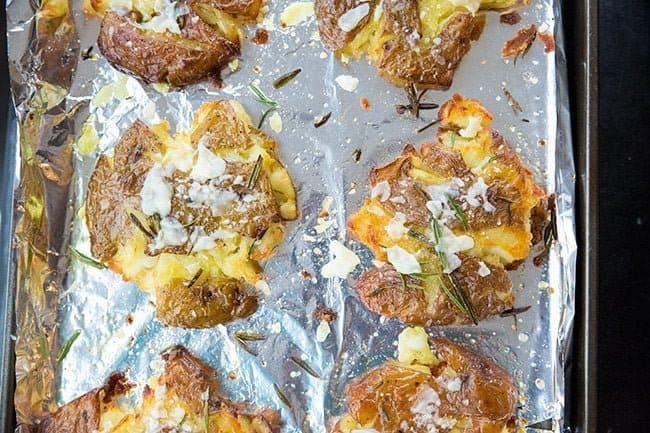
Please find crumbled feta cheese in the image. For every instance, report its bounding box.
[141,163,172,217]
[138,0,187,34]
[335,74,359,92]
[280,1,314,27]
[151,217,187,249]
[269,111,283,133]
[464,177,496,212]
[190,143,226,182]
[371,180,391,201]
[446,377,462,392]
[315,320,331,342]
[386,245,421,274]
[438,226,474,273]
[459,115,482,138]
[321,240,360,279]
[477,261,491,277]
[385,212,408,239]
[337,3,370,32]
[187,181,237,215]
[256,280,271,295]
[425,181,461,222]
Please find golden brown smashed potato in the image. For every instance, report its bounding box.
[84,100,297,328]
[32,346,280,432]
[333,327,517,433]
[91,0,262,86]
[347,95,546,325]
[315,0,528,89]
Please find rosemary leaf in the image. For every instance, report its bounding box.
[449,274,478,325]
[249,82,278,107]
[258,106,277,129]
[234,337,258,356]
[274,384,292,408]
[56,330,81,363]
[235,330,266,341]
[247,154,264,189]
[352,148,362,162]
[69,246,107,269]
[186,268,203,288]
[407,228,437,249]
[449,131,456,146]
[130,212,155,240]
[289,356,321,378]
[314,112,332,128]
[488,154,504,163]
[446,193,469,230]
[416,119,441,134]
[438,277,468,316]
[273,68,302,88]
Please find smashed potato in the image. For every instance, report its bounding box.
[333,327,517,433]
[92,0,262,86]
[85,100,297,328]
[347,95,546,325]
[33,346,280,432]
[315,0,528,88]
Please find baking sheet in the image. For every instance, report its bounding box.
[5,0,576,431]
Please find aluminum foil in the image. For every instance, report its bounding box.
[6,0,576,431]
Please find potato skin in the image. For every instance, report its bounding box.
[336,338,517,433]
[97,8,239,87]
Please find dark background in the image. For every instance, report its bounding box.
[1,0,649,431]
[595,0,650,431]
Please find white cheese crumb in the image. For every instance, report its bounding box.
[190,143,226,182]
[385,212,408,239]
[269,111,283,133]
[335,74,359,92]
[337,3,370,32]
[151,217,187,249]
[141,163,172,217]
[321,240,360,279]
[446,377,462,392]
[438,226,474,273]
[315,320,331,342]
[477,261,491,277]
[255,280,271,295]
[465,177,496,212]
[459,115,482,138]
[386,245,421,274]
[370,180,391,201]
[518,333,529,343]
[280,2,314,27]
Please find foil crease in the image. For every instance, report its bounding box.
[6,0,576,431]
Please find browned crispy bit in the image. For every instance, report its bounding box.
[538,31,556,53]
[312,304,338,322]
[501,24,537,59]
[360,97,371,110]
[500,11,521,25]
[252,28,269,45]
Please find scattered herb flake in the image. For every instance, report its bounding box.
[273,384,292,408]
[502,87,523,113]
[235,330,266,341]
[130,212,155,240]
[352,148,362,163]
[273,68,302,89]
[247,154,264,189]
[500,305,532,317]
[289,356,321,378]
[446,193,469,230]
[416,119,441,134]
[56,330,81,363]
[186,268,203,288]
[69,246,107,269]
[314,112,332,128]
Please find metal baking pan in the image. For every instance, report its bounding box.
[0,0,598,431]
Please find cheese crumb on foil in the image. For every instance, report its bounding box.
[321,240,360,278]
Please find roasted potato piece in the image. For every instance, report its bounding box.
[93,0,261,86]
[315,0,528,89]
[85,100,298,328]
[333,327,517,433]
[347,95,546,325]
[31,346,279,432]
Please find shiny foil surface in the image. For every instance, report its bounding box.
[6,0,576,431]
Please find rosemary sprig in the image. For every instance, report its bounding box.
[273,68,302,88]
[56,330,81,363]
[446,193,469,230]
[407,272,441,281]
[449,274,478,325]
[449,131,456,146]
[273,384,292,408]
[69,246,107,269]
[314,112,332,128]
[248,82,279,128]
[438,277,468,316]
[400,83,432,118]
[186,268,203,288]
[395,102,438,114]
[247,155,264,189]
[234,330,266,341]
[234,336,257,356]
[289,356,321,378]
[416,119,441,134]
[431,218,448,270]
[130,212,155,239]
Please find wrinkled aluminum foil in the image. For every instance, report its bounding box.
[6,0,576,431]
